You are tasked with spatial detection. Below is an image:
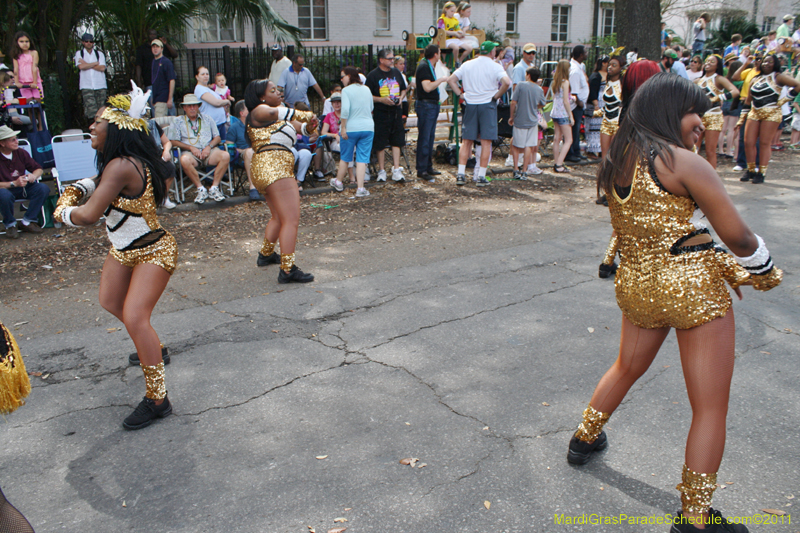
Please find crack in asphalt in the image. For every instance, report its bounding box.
[738,309,799,338]
[10,403,135,427]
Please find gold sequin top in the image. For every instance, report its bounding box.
[246,109,316,154]
[609,151,749,329]
[601,80,622,123]
[104,164,167,251]
[696,74,724,114]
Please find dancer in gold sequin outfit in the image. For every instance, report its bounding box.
[569,73,782,533]
[244,79,318,283]
[53,84,176,430]
[738,53,800,183]
[694,55,739,169]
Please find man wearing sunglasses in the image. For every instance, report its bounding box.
[74,32,107,120]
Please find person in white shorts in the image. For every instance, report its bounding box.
[508,67,546,179]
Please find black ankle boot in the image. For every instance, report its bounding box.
[128,346,170,366]
[123,395,172,430]
[750,172,764,184]
[598,262,618,279]
[739,171,752,182]
[257,252,281,267]
[669,508,749,533]
[278,265,315,283]
[567,430,608,465]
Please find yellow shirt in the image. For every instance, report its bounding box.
[739,68,759,99]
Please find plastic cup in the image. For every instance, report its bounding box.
[18,97,27,105]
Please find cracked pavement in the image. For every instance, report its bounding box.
[1,165,798,533]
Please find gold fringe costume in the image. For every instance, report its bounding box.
[247,109,316,192]
[695,74,724,132]
[608,151,749,330]
[575,405,611,443]
[676,464,717,515]
[0,322,31,414]
[747,72,783,123]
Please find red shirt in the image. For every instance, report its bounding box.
[0,148,41,184]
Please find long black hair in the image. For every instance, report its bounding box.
[597,72,710,195]
[96,116,170,206]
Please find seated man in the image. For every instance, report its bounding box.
[0,126,48,238]
[169,94,230,204]
[292,102,315,189]
[227,99,262,201]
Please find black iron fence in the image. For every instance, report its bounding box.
[55,41,604,130]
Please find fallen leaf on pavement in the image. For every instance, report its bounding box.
[107,328,118,332]
[761,509,786,515]
[30,371,42,377]
[316,455,328,460]
[400,458,419,467]
[587,327,594,333]
[484,501,491,510]
[418,463,427,468]
[542,402,550,406]
[333,518,348,523]
[327,528,347,533]
[307,527,315,533]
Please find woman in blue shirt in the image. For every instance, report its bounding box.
[330,66,374,197]
[194,66,230,140]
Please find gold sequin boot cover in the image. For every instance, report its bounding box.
[575,405,611,443]
[261,239,276,257]
[601,234,619,266]
[281,253,296,273]
[676,464,717,516]
[141,362,167,400]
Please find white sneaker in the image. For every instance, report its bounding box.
[528,165,543,175]
[163,197,177,209]
[194,187,208,204]
[355,187,370,197]
[329,178,344,192]
[392,168,405,182]
[377,170,387,182]
[505,154,514,167]
[363,171,371,182]
[208,185,226,202]
[733,165,744,171]
[536,152,542,163]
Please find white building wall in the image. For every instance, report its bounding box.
[185,0,597,50]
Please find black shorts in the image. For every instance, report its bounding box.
[372,108,406,151]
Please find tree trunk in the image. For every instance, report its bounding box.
[56,0,76,59]
[6,0,18,57]
[37,0,50,66]
[615,0,661,61]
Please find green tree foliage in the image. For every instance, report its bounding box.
[707,17,760,51]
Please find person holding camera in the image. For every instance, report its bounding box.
[365,48,407,183]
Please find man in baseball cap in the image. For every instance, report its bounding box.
[269,43,291,86]
[447,39,510,186]
[512,43,537,90]
[0,126,48,238]
[778,14,795,38]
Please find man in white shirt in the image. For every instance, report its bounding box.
[567,45,589,162]
[447,41,511,186]
[74,32,107,120]
[268,45,292,87]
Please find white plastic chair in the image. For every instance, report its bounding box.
[51,133,97,193]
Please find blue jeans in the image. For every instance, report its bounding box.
[415,99,440,174]
[0,182,50,227]
[737,117,759,168]
[692,40,705,55]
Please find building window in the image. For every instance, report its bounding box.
[506,3,518,33]
[298,0,328,40]
[761,16,775,32]
[189,15,243,43]
[601,8,615,37]
[551,5,570,42]
[376,0,390,30]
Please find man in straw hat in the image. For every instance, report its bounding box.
[168,93,230,204]
[0,125,48,239]
[447,40,511,186]
[777,14,794,38]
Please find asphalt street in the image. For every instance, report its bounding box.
[1,166,798,533]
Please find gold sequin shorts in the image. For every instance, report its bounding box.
[109,232,178,275]
[251,150,295,193]
[615,247,748,330]
[748,106,782,123]
[702,112,723,132]
[600,119,619,137]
